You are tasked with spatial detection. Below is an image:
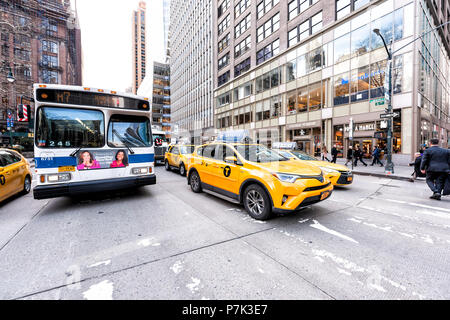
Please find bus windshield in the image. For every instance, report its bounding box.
[36,107,104,148]
[108,115,152,148]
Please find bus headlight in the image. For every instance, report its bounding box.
[132,167,149,175]
[47,173,72,183]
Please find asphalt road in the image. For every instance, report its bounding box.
[0,167,449,300]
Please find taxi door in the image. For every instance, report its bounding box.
[196,144,217,187]
[170,146,181,167]
[0,151,20,200]
[212,145,240,196]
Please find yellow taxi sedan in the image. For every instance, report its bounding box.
[165,145,196,176]
[186,142,333,220]
[274,149,353,186]
[0,149,32,202]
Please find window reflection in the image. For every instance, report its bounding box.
[334,33,351,64]
[334,72,350,105]
[297,87,308,112]
[351,25,370,57]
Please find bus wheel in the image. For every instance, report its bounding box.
[189,171,202,193]
[179,163,186,176]
[22,176,31,195]
[165,160,170,171]
[243,184,272,221]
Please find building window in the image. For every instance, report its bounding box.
[288,0,319,21]
[256,38,279,65]
[334,72,350,106]
[235,14,251,39]
[234,57,251,77]
[350,25,370,57]
[14,48,31,61]
[350,65,370,102]
[288,11,322,47]
[336,0,369,20]
[333,33,350,64]
[217,92,231,106]
[218,71,231,86]
[218,33,230,54]
[234,81,253,101]
[218,52,230,71]
[256,67,282,93]
[42,54,58,68]
[42,40,58,53]
[257,0,280,20]
[257,12,280,43]
[218,14,230,36]
[235,35,251,58]
[41,69,59,84]
[235,0,251,19]
[218,0,230,18]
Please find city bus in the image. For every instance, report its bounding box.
[33,84,156,200]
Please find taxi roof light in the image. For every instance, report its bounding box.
[216,130,252,144]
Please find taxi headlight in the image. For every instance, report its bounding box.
[319,167,339,174]
[272,173,301,183]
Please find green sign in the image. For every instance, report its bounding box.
[371,98,385,106]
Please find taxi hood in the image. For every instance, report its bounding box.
[255,160,323,176]
[310,160,350,171]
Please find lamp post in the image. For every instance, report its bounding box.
[6,68,15,147]
[372,29,394,174]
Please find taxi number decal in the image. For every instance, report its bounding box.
[58,166,76,173]
[0,175,5,185]
[223,166,231,178]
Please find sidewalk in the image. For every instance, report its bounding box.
[335,158,419,182]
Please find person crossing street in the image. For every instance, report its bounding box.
[345,146,353,166]
[354,146,367,167]
[371,146,383,167]
[331,145,338,164]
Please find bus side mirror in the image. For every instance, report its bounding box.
[225,156,237,164]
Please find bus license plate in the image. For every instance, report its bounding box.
[320,191,330,200]
[58,166,75,173]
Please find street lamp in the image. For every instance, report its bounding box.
[372,29,394,174]
[6,69,15,83]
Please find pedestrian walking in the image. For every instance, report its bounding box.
[331,145,338,164]
[371,146,384,167]
[354,146,368,167]
[409,152,426,182]
[321,145,330,162]
[420,138,450,200]
[345,146,353,166]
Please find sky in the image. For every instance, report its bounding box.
[74,0,165,92]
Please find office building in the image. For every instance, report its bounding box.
[132,1,147,95]
[170,0,214,143]
[213,0,449,163]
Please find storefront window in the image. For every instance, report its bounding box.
[308,82,323,111]
[333,125,344,157]
[334,72,350,105]
[287,91,297,114]
[297,87,308,112]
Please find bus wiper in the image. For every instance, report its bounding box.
[70,146,84,157]
[112,129,135,154]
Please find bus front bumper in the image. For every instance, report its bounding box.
[33,175,156,200]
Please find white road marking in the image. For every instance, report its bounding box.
[82,280,114,300]
[170,261,184,274]
[298,219,310,224]
[310,220,359,244]
[87,260,111,268]
[186,277,201,294]
[415,209,450,220]
[337,268,352,276]
[376,198,450,213]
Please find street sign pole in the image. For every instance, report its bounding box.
[349,118,354,171]
[385,42,395,175]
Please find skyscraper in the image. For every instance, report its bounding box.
[170,0,214,143]
[132,1,147,95]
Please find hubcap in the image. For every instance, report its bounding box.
[165,161,169,169]
[25,178,31,192]
[246,190,264,216]
[180,166,185,174]
[191,174,199,190]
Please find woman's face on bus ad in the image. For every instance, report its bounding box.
[117,152,124,162]
[81,152,91,163]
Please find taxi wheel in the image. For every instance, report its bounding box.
[22,176,31,194]
[243,184,272,221]
[189,171,202,193]
[165,160,170,171]
[179,163,186,176]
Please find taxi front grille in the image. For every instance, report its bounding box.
[304,182,331,192]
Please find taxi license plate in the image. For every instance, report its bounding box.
[320,191,330,200]
[348,177,353,182]
[58,166,76,173]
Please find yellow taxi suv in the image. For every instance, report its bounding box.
[274,148,353,186]
[165,145,196,176]
[0,149,32,203]
[186,135,333,220]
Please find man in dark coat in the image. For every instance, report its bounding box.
[420,139,450,200]
[371,146,383,167]
[345,146,353,166]
[331,145,338,164]
[354,146,367,167]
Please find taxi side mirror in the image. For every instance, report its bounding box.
[225,156,238,164]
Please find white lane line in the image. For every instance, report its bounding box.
[415,209,450,220]
[82,280,114,300]
[186,277,201,294]
[87,260,111,268]
[310,220,359,244]
[374,198,450,213]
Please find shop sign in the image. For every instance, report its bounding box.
[345,122,375,132]
[286,120,321,130]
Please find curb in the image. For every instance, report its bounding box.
[352,171,414,182]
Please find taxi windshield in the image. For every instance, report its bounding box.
[292,151,317,161]
[235,145,288,163]
[277,150,293,158]
[180,146,195,154]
